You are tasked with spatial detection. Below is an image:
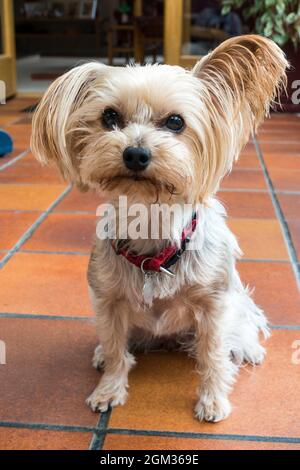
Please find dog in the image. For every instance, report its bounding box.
[31,35,288,422]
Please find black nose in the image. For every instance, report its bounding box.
[123,146,151,172]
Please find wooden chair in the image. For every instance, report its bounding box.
[107,24,135,65]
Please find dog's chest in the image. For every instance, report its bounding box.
[134,292,194,336]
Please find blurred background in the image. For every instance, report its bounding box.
[0,0,300,110]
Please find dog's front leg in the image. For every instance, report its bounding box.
[192,291,238,423]
[86,296,135,412]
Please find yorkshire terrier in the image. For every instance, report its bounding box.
[31,35,288,422]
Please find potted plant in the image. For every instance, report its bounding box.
[221,0,300,111]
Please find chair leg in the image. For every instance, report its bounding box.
[134,26,144,64]
[107,30,113,66]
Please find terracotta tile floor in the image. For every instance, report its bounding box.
[0,98,299,450]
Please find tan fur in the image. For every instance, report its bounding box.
[31,36,288,422]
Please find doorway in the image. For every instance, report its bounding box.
[0,0,16,100]
[164,0,229,67]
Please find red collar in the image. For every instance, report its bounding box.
[112,212,198,276]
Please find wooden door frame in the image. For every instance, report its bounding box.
[163,0,199,68]
[0,0,16,99]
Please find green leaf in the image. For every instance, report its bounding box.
[255,0,263,10]
[244,5,258,19]
[276,3,285,16]
[286,12,297,24]
[264,21,274,37]
[261,11,271,23]
[272,32,289,46]
[274,23,285,35]
[221,5,231,15]
[221,0,300,48]
[275,17,284,28]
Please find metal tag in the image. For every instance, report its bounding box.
[142,272,155,307]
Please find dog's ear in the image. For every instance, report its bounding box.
[191,35,288,200]
[193,34,288,140]
[31,62,107,187]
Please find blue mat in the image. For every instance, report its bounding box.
[0,130,13,157]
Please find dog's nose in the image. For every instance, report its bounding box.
[123,147,151,172]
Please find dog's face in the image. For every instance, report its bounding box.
[31,35,287,204]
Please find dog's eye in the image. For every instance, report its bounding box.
[102,108,121,129]
[165,114,185,133]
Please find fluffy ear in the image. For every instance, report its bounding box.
[191,35,288,200]
[193,35,288,136]
[31,62,107,186]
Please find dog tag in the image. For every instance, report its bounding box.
[142,272,155,307]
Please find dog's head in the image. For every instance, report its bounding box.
[31,35,287,204]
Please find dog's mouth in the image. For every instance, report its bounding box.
[100,173,155,186]
[98,174,179,198]
[131,174,149,182]
[118,174,151,182]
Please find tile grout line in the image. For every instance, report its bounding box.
[0,420,97,433]
[0,182,68,186]
[221,188,300,195]
[7,117,28,126]
[0,313,300,329]
[239,259,290,263]
[1,420,299,445]
[0,313,94,321]
[106,428,300,444]
[0,111,32,128]
[89,408,112,451]
[271,324,300,330]
[20,249,90,256]
[0,209,94,214]
[88,415,104,451]
[221,188,269,194]
[0,185,72,269]
[254,136,300,290]
[0,149,30,171]
[254,139,300,145]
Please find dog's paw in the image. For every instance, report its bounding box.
[231,343,266,366]
[86,384,128,413]
[234,343,266,366]
[195,394,231,423]
[92,344,105,370]
[246,344,266,365]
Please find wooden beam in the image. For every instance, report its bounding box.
[0,0,16,97]
[164,0,183,65]
[1,0,16,58]
[182,0,191,44]
[134,0,142,17]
